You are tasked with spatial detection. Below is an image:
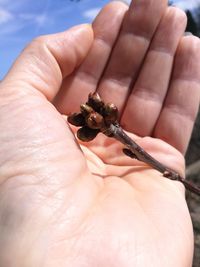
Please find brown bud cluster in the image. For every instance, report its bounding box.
[67,92,119,142]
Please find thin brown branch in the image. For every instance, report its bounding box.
[67,92,200,196]
[104,124,200,196]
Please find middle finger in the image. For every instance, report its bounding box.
[97,0,168,113]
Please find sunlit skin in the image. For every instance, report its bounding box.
[0,0,200,266]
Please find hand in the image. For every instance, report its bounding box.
[0,0,200,266]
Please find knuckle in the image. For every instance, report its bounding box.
[24,35,49,53]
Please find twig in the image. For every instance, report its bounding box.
[67,92,200,196]
[103,124,200,196]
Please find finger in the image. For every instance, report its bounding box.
[1,24,94,101]
[153,36,200,154]
[121,7,187,136]
[96,0,168,113]
[53,1,128,114]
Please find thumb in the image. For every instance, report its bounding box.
[0,24,93,185]
[1,24,94,101]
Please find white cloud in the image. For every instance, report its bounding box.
[0,23,23,35]
[0,8,13,24]
[83,7,101,20]
[35,14,47,26]
[110,0,130,4]
[0,0,11,4]
[19,13,48,26]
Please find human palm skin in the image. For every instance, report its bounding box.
[0,0,200,266]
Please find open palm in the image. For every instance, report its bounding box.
[0,1,200,266]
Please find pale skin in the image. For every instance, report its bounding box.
[0,0,200,266]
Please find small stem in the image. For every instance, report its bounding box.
[103,123,200,196]
[182,180,200,196]
[105,124,169,173]
[68,92,200,197]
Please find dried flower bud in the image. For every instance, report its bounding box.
[86,112,104,129]
[77,126,99,142]
[87,92,104,111]
[80,104,94,117]
[67,113,85,126]
[103,103,118,125]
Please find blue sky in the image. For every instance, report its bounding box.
[0,0,191,79]
[0,0,123,79]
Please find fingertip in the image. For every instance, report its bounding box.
[47,23,94,77]
[166,6,187,29]
[173,35,200,82]
[181,35,200,53]
[92,1,128,42]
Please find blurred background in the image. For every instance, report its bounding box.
[0,0,200,266]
